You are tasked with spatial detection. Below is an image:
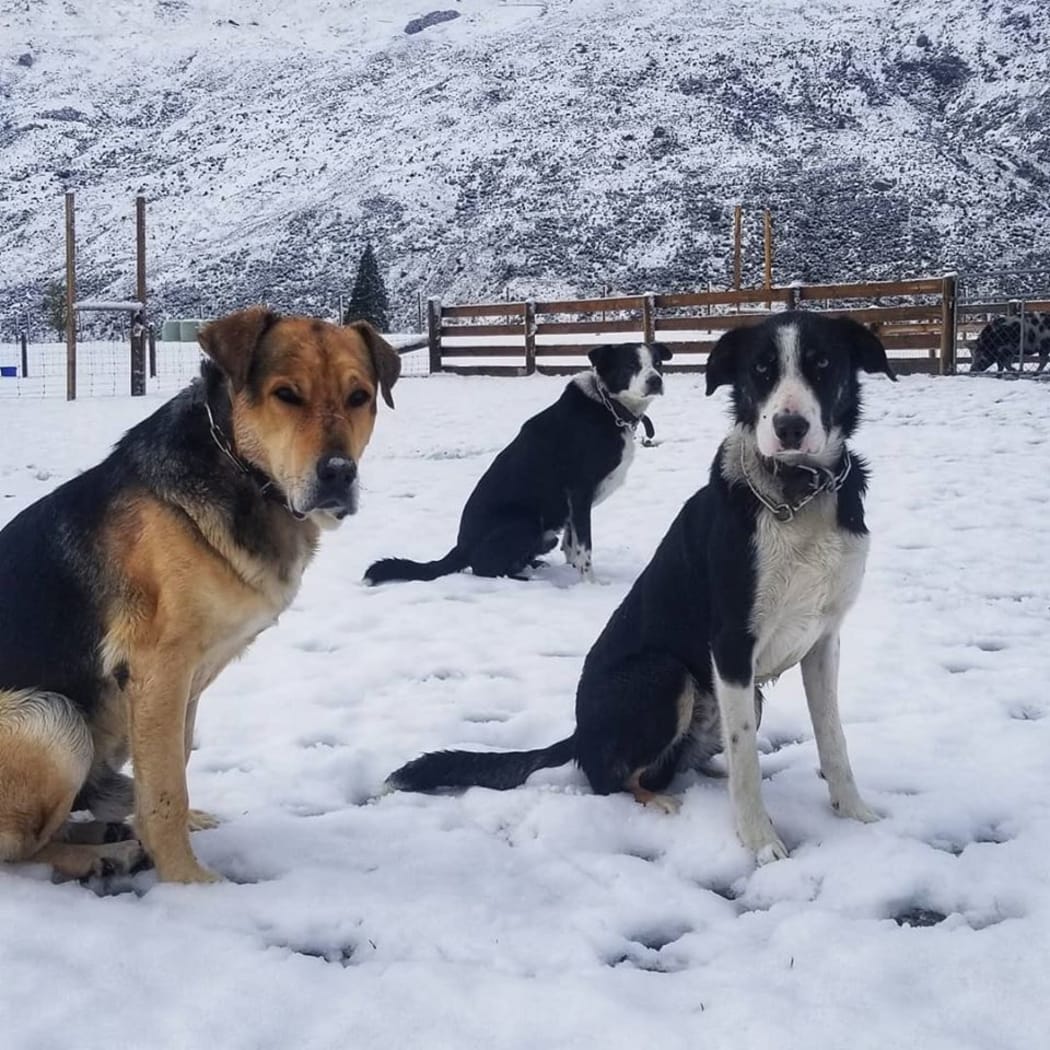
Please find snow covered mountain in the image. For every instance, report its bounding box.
[1,0,1047,329]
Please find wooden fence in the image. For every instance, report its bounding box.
[427,274,959,376]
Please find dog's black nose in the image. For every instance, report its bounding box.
[646,374,663,394]
[316,455,357,489]
[772,412,810,450]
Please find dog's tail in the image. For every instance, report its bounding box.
[364,546,469,585]
[385,735,576,792]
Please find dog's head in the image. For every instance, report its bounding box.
[705,312,894,464]
[198,307,400,527]
[588,342,673,412]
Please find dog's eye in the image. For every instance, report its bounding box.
[816,356,830,369]
[273,386,303,406]
[755,360,769,374]
[346,389,371,409]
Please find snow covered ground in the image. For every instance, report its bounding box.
[1,370,1049,1048]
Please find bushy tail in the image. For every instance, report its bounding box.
[386,735,575,792]
[364,546,469,585]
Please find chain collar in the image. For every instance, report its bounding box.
[203,399,304,519]
[740,445,852,523]
[592,375,655,444]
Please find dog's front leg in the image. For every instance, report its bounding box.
[130,665,220,884]
[182,692,221,833]
[801,633,878,823]
[565,489,594,580]
[713,633,787,864]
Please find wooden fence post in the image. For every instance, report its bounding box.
[523,299,536,374]
[642,293,656,343]
[65,191,76,401]
[939,272,957,375]
[427,297,442,374]
[786,284,800,312]
[20,330,28,378]
[732,205,743,292]
[148,324,157,378]
[763,209,773,309]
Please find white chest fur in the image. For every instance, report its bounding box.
[750,499,869,682]
[594,430,635,505]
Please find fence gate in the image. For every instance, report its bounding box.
[956,271,1050,379]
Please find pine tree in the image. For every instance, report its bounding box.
[43,278,67,338]
[343,242,390,332]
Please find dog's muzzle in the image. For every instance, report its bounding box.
[307,455,359,519]
[772,411,810,452]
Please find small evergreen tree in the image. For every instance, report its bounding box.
[43,279,67,338]
[343,242,390,332]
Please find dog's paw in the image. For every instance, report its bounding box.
[737,816,789,864]
[89,840,150,879]
[155,858,225,885]
[641,793,681,815]
[755,838,790,865]
[832,794,881,823]
[187,809,222,832]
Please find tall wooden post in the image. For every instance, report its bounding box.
[20,330,28,378]
[939,272,958,376]
[130,195,147,395]
[136,195,146,305]
[523,299,537,375]
[641,293,656,344]
[64,192,76,401]
[763,209,773,308]
[427,297,442,375]
[732,205,743,292]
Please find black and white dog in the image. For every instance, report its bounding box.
[386,312,894,864]
[365,342,671,583]
[970,313,1050,374]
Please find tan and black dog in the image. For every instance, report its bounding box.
[0,307,399,884]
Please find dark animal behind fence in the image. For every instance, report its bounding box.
[970,312,1050,373]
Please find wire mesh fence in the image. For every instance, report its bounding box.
[956,271,1050,379]
[1,283,432,399]
[0,333,430,399]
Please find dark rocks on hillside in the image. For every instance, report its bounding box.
[890,48,973,97]
[39,107,87,122]
[17,52,33,67]
[405,11,461,36]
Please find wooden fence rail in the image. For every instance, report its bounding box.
[428,274,962,377]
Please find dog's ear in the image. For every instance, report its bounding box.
[650,341,673,362]
[705,326,751,396]
[197,306,278,390]
[348,320,401,408]
[837,317,897,382]
[587,344,619,372]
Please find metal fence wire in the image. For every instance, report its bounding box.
[957,271,1050,378]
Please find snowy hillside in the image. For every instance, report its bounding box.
[1,0,1048,326]
[1,371,1049,1047]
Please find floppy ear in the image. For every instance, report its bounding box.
[348,320,401,408]
[837,317,897,382]
[650,341,673,362]
[705,326,751,396]
[587,344,619,371]
[197,306,278,390]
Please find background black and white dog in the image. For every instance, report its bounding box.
[386,312,894,864]
[365,342,671,583]
[970,312,1050,373]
